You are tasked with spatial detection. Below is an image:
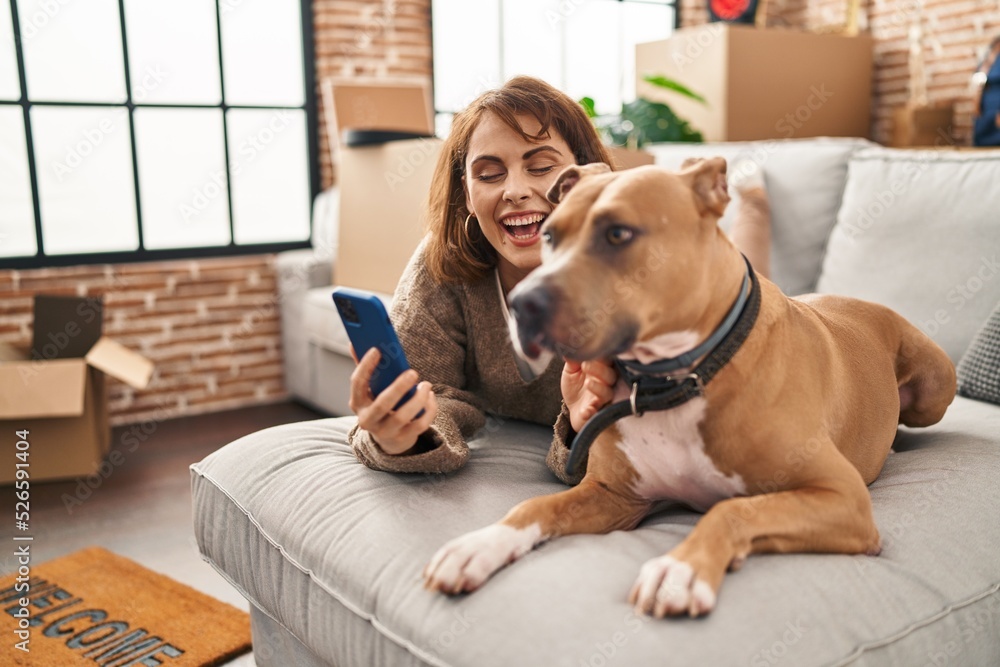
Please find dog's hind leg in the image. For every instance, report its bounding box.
[895,325,956,428]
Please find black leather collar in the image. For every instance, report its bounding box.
[565,255,761,477]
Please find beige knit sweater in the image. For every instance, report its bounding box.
[347,242,583,485]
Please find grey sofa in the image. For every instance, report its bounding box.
[192,138,1000,666]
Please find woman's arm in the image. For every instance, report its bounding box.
[348,246,486,474]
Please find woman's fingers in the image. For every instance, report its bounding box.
[398,389,437,441]
[348,348,381,413]
[369,369,421,417]
[392,381,433,424]
[582,359,617,386]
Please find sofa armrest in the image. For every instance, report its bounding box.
[277,249,334,404]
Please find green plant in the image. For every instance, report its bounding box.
[581,74,707,148]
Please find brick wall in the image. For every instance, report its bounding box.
[680,0,1000,144]
[1,257,284,426]
[0,1,434,427]
[314,0,433,188]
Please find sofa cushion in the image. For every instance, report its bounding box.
[817,147,1000,363]
[957,300,1000,406]
[192,398,1000,667]
[646,137,873,296]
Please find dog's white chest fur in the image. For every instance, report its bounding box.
[613,385,746,512]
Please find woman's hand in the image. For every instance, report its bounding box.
[349,347,438,455]
[561,358,618,433]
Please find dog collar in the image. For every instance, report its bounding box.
[565,255,761,477]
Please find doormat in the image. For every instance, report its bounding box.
[0,546,251,666]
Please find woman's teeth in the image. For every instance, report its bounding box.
[502,213,545,239]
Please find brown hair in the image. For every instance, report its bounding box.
[424,75,614,284]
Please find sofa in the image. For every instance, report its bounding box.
[191,138,1000,666]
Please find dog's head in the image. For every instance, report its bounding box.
[508,157,732,362]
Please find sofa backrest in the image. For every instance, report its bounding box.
[817,147,1000,363]
[647,137,874,297]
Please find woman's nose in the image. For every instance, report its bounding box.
[503,172,531,203]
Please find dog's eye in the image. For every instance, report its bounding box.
[606,226,634,246]
[542,230,553,245]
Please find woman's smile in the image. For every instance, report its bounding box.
[499,210,547,246]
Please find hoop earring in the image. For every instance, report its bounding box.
[465,211,506,245]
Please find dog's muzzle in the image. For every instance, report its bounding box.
[509,285,554,360]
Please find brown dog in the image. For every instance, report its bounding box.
[423,159,956,617]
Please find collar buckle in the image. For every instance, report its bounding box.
[683,372,705,396]
[629,381,643,417]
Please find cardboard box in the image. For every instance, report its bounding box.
[891,103,954,148]
[322,79,440,295]
[0,296,153,484]
[324,79,434,138]
[334,137,443,295]
[636,25,874,142]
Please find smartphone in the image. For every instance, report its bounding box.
[332,287,423,415]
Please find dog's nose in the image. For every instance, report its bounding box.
[509,286,553,356]
[510,286,552,326]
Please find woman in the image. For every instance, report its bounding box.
[347,76,771,485]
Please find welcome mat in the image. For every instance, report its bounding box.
[0,546,251,666]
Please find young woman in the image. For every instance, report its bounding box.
[346,76,771,485]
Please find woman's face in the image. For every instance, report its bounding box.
[463,112,575,285]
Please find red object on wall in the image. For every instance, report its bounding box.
[708,0,759,23]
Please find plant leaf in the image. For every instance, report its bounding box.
[642,75,708,106]
[578,96,597,119]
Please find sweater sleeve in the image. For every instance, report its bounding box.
[546,401,585,486]
[348,245,486,475]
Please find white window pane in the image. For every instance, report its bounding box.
[221,0,303,106]
[0,3,20,101]
[123,0,221,105]
[623,3,674,103]
[0,106,36,257]
[134,108,231,250]
[31,106,138,254]
[432,0,501,112]
[502,0,562,87]
[564,2,621,115]
[227,109,309,244]
[17,0,126,103]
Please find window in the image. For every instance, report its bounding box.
[0,0,318,268]
[430,0,678,132]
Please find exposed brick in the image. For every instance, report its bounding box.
[3,253,286,425]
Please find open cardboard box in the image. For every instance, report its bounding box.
[0,296,154,484]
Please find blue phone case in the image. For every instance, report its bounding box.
[332,287,422,414]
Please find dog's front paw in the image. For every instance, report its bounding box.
[423,523,542,595]
[628,555,718,618]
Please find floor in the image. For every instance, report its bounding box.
[1,400,327,667]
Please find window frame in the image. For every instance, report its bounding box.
[0,0,320,270]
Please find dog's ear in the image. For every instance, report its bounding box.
[680,156,729,218]
[546,162,612,205]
